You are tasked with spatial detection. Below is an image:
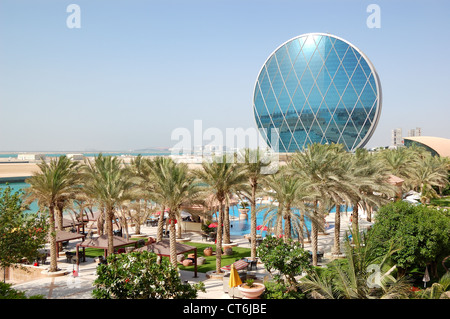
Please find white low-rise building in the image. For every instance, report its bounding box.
[17,153,46,161]
[67,153,85,161]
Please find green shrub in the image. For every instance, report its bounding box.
[257,236,310,289]
[262,281,306,299]
[370,201,450,275]
[92,250,205,299]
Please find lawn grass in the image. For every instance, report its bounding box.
[429,196,450,207]
[178,242,251,273]
[72,239,252,273]
[70,237,143,258]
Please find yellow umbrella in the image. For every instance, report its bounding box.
[229,263,242,298]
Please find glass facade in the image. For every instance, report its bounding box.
[253,33,382,152]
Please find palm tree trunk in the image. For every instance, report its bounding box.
[216,201,224,274]
[97,208,105,236]
[299,210,305,248]
[123,215,129,239]
[276,208,283,237]
[223,202,230,244]
[312,200,319,266]
[106,207,114,256]
[367,206,372,223]
[250,179,257,260]
[157,206,165,242]
[56,204,64,251]
[333,203,341,256]
[48,205,58,272]
[284,204,291,242]
[169,211,177,268]
[352,203,359,237]
[177,211,182,239]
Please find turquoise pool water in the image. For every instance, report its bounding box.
[0,181,39,212]
[227,204,350,238]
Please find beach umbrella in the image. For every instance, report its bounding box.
[423,266,430,288]
[229,263,242,299]
[256,225,268,236]
[155,211,169,218]
[168,219,177,224]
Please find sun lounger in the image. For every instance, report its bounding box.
[220,259,249,272]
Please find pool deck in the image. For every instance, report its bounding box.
[8,212,365,300]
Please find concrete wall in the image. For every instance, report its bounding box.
[2,264,48,284]
[180,221,203,232]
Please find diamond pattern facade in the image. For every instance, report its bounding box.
[253,33,382,152]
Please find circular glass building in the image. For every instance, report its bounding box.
[253,33,382,152]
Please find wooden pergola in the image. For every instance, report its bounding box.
[387,174,404,201]
[75,235,137,264]
[62,218,86,233]
[134,239,198,278]
[46,230,86,254]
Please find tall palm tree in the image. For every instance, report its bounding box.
[194,155,248,274]
[82,154,132,256]
[289,143,353,266]
[407,154,448,203]
[348,149,397,237]
[377,147,415,191]
[142,156,175,242]
[237,148,272,260]
[25,156,81,272]
[261,167,310,242]
[150,157,200,267]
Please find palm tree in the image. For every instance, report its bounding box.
[289,143,353,266]
[149,157,200,267]
[25,156,81,272]
[237,148,272,260]
[194,154,248,274]
[348,149,398,237]
[142,157,176,242]
[377,147,416,191]
[407,154,448,203]
[299,229,412,299]
[82,154,132,256]
[261,167,310,242]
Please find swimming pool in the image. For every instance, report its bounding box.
[0,181,39,212]
[228,204,349,238]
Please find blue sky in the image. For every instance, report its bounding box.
[0,0,449,151]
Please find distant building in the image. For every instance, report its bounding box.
[17,153,46,161]
[408,127,422,137]
[253,33,382,152]
[67,153,85,161]
[391,128,403,147]
[404,136,450,157]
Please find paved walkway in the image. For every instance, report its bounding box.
[11,212,364,299]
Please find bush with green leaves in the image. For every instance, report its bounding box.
[369,201,450,276]
[0,185,48,270]
[92,250,205,299]
[257,236,311,288]
[262,281,306,299]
